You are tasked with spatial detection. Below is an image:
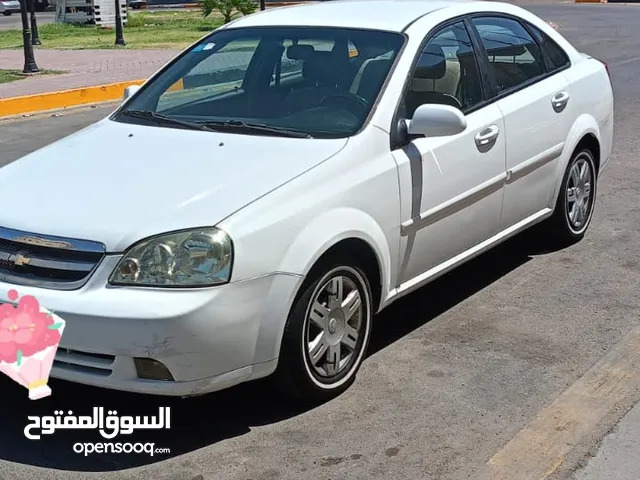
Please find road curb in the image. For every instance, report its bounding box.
[471,325,640,480]
[0,101,121,123]
[0,80,145,118]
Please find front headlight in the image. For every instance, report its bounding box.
[109,228,233,287]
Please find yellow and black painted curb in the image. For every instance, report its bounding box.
[0,80,146,118]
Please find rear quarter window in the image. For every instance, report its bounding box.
[528,23,570,72]
[471,17,546,92]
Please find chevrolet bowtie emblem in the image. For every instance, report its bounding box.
[13,254,31,266]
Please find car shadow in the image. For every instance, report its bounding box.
[0,228,556,472]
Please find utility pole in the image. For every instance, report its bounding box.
[114,0,126,46]
[19,0,39,73]
[27,0,41,45]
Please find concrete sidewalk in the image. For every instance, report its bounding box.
[572,401,640,480]
[0,49,180,98]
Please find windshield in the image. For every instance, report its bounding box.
[113,27,405,138]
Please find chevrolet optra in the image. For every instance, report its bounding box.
[0,0,614,401]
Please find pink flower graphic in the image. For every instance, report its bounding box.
[0,289,66,399]
[0,293,61,362]
[0,340,17,365]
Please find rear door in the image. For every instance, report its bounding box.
[469,15,574,229]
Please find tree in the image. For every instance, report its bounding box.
[200,0,257,24]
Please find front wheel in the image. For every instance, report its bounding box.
[543,147,597,246]
[3,11,11,15]
[273,261,373,403]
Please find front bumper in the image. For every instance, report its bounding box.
[0,256,302,396]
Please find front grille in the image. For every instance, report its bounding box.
[0,226,106,290]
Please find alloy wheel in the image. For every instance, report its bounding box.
[303,268,369,386]
[565,153,595,234]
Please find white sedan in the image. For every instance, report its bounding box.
[0,0,20,15]
[0,0,613,401]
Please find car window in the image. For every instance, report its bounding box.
[116,27,405,138]
[271,38,359,86]
[400,21,483,118]
[157,38,260,111]
[471,16,545,93]
[528,23,570,72]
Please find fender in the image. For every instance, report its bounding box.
[277,207,393,313]
[252,209,393,367]
[548,114,600,208]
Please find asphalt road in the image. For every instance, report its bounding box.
[0,11,55,31]
[0,3,640,480]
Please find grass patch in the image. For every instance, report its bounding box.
[0,69,66,84]
[0,11,226,50]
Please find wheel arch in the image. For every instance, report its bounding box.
[575,133,601,174]
[549,114,601,207]
[305,237,383,314]
[276,207,392,314]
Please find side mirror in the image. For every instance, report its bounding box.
[405,104,467,137]
[123,85,141,101]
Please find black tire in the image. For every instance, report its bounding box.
[3,11,11,15]
[273,256,373,404]
[543,147,598,247]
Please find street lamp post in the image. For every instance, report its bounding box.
[19,0,39,73]
[27,0,41,45]
[114,0,126,46]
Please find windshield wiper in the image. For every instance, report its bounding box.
[119,109,214,132]
[202,120,312,138]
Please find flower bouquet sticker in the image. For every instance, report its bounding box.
[0,289,65,400]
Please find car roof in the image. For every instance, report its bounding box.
[226,0,516,33]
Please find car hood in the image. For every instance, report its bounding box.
[0,118,348,252]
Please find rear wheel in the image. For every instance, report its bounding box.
[543,148,597,246]
[274,259,373,403]
[3,11,11,15]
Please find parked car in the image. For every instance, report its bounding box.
[0,0,20,15]
[0,0,613,402]
[128,0,146,9]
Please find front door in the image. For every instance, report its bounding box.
[392,20,507,287]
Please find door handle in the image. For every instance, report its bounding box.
[552,91,570,113]
[475,125,500,151]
